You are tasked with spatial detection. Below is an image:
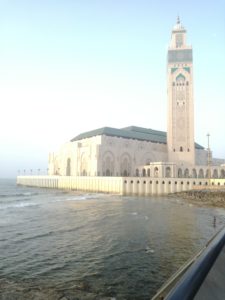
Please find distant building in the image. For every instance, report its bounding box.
[49,18,225,179]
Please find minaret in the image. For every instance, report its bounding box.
[167,17,195,166]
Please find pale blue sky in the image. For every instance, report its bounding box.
[0,0,225,178]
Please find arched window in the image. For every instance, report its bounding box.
[192,169,197,178]
[136,169,139,177]
[120,153,131,177]
[206,169,211,179]
[123,170,128,177]
[165,167,171,178]
[106,169,111,176]
[82,169,87,176]
[154,167,159,177]
[220,170,225,179]
[81,154,88,176]
[180,146,183,152]
[213,169,218,179]
[184,168,189,178]
[103,152,115,177]
[198,169,204,178]
[178,168,182,178]
[142,169,146,177]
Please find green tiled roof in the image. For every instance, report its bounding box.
[71,126,204,149]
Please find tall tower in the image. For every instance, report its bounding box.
[167,17,195,166]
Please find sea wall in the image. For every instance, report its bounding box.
[17,176,123,194]
[17,176,225,196]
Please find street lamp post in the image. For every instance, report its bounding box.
[207,133,211,185]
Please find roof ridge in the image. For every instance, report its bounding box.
[70,126,204,149]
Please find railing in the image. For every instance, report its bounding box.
[152,226,225,300]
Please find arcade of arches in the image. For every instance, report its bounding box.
[136,165,225,179]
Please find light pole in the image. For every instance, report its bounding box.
[207,133,211,185]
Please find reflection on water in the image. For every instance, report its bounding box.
[0,179,225,299]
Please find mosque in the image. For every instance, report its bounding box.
[48,18,225,180]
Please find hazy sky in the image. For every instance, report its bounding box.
[0,0,225,178]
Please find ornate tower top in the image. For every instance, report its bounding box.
[172,16,185,31]
[169,17,189,49]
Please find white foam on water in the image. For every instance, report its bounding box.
[59,193,109,202]
[145,246,155,254]
[130,212,138,216]
[0,202,39,210]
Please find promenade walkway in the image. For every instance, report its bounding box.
[194,243,225,299]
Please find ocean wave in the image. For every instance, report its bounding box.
[15,231,55,243]
[0,201,39,210]
[0,192,39,198]
[54,193,107,202]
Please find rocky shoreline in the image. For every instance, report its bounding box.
[172,189,225,208]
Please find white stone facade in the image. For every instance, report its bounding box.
[48,133,217,178]
[49,135,168,177]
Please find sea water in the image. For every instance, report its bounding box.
[0,178,225,299]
